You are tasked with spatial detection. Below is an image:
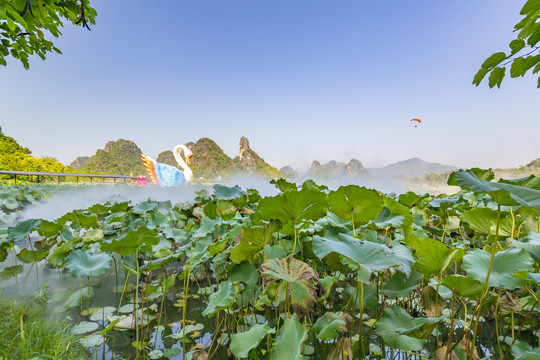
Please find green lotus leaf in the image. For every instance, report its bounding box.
[509,232,540,261]
[101,226,159,255]
[229,262,259,286]
[162,228,188,243]
[382,270,422,299]
[270,178,297,192]
[462,248,534,290]
[258,188,328,225]
[448,168,494,185]
[512,342,540,360]
[0,264,23,280]
[327,185,383,225]
[408,236,464,278]
[131,201,158,214]
[461,208,497,235]
[191,217,221,239]
[370,207,405,229]
[383,196,415,228]
[7,218,41,242]
[72,321,99,335]
[528,272,540,283]
[312,312,347,341]
[319,275,338,301]
[270,315,308,360]
[17,248,48,263]
[399,191,425,208]
[80,334,104,348]
[202,281,238,317]
[213,184,244,200]
[452,169,540,209]
[37,220,63,238]
[3,197,20,210]
[64,249,113,278]
[204,199,237,220]
[167,323,204,339]
[73,212,99,229]
[313,233,413,276]
[230,324,276,358]
[163,348,182,357]
[146,211,170,229]
[499,175,540,190]
[230,241,263,264]
[441,275,484,299]
[0,248,6,262]
[63,287,94,310]
[375,306,444,351]
[48,237,80,267]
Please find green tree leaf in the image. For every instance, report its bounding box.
[481,52,507,69]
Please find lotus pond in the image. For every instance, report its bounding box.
[1,169,540,360]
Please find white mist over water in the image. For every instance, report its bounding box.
[19,174,406,222]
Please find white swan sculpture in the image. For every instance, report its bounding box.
[141,145,193,186]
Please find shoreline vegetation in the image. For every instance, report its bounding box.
[0,291,91,360]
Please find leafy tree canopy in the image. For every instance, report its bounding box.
[0,0,97,69]
[474,0,540,88]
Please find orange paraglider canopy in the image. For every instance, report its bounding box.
[410,118,421,127]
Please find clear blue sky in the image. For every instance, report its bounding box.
[1,0,538,172]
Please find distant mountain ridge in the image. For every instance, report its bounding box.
[70,137,283,178]
[72,139,146,176]
[307,159,371,179]
[367,157,459,179]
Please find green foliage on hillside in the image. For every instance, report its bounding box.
[256,162,284,178]
[85,139,146,176]
[0,127,68,174]
[186,138,243,178]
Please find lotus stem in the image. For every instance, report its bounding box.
[358,281,364,359]
[182,245,194,360]
[291,221,298,257]
[135,250,140,359]
[494,289,503,360]
[445,291,456,360]
[471,204,501,356]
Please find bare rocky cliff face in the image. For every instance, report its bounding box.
[238,136,265,173]
[177,137,282,178]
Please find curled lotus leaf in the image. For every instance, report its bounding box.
[260,257,320,317]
